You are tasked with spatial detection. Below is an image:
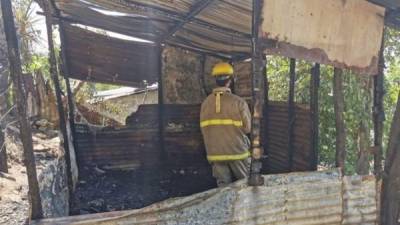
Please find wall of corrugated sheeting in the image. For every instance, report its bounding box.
[74,102,312,173]
[64,24,160,87]
[32,170,378,225]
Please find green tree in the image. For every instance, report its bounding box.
[266,28,399,174]
[13,0,42,64]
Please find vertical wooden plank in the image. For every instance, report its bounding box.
[373,36,385,178]
[198,54,208,96]
[158,46,166,161]
[1,0,43,219]
[41,0,73,206]
[310,63,320,170]
[0,130,7,173]
[288,58,296,171]
[261,55,269,173]
[52,0,79,170]
[249,0,265,186]
[0,23,8,172]
[59,24,76,142]
[333,67,346,172]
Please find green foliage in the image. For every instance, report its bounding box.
[24,54,49,75]
[13,0,43,63]
[383,28,400,155]
[266,28,399,174]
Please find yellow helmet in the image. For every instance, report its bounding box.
[211,62,234,77]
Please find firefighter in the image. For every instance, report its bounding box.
[200,62,251,187]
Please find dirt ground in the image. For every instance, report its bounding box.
[0,126,60,225]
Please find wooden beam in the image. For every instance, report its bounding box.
[0,59,8,173]
[198,54,209,96]
[310,63,320,170]
[381,90,400,225]
[333,67,346,172]
[0,130,7,173]
[160,0,215,43]
[249,0,265,186]
[288,58,296,171]
[261,55,269,173]
[158,47,166,162]
[373,34,385,178]
[41,0,74,208]
[1,0,43,219]
[51,0,78,168]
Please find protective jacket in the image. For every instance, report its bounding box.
[200,87,251,162]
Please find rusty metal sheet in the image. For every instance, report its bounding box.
[75,103,312,173]
[32,169,379,225]
[63,24,160,86]
[261,0,385,75]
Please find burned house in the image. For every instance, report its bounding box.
[4,0,398,224]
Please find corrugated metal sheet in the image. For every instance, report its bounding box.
[75,103,312,173]
[343,176,378,224]
[264,102,312,173]
[53,0,397,75]
[32,170,379,225]
[227,61,313,172]
[63,24,160,86]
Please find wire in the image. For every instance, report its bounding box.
[0,105,15,124]
[0,141,5,154]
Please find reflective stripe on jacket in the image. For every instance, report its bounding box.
[200,87,251,162]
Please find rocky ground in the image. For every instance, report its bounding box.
[0,122,61,225]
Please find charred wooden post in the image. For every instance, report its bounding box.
[0,57,8,173]
[249,0,265,186]
[381,90,400,225]
[288,58,296,171]
[58,23,76,135]
[65,78,75,134]
[333,67,346,172]
[41,0,74,204]
[158,47,166,161]
[198,54,208,96]
[1,0,43,219]
[373,36,385,179]
[262,55,269,173]
[310,63,320,170]
[51,0,78,168]
[0,130,7,173]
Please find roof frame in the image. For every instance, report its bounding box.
[44,12,239,60]
[48,0,399,68]
[160,0,215,43]
[386,9,400,29]
[93,0,250,38]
